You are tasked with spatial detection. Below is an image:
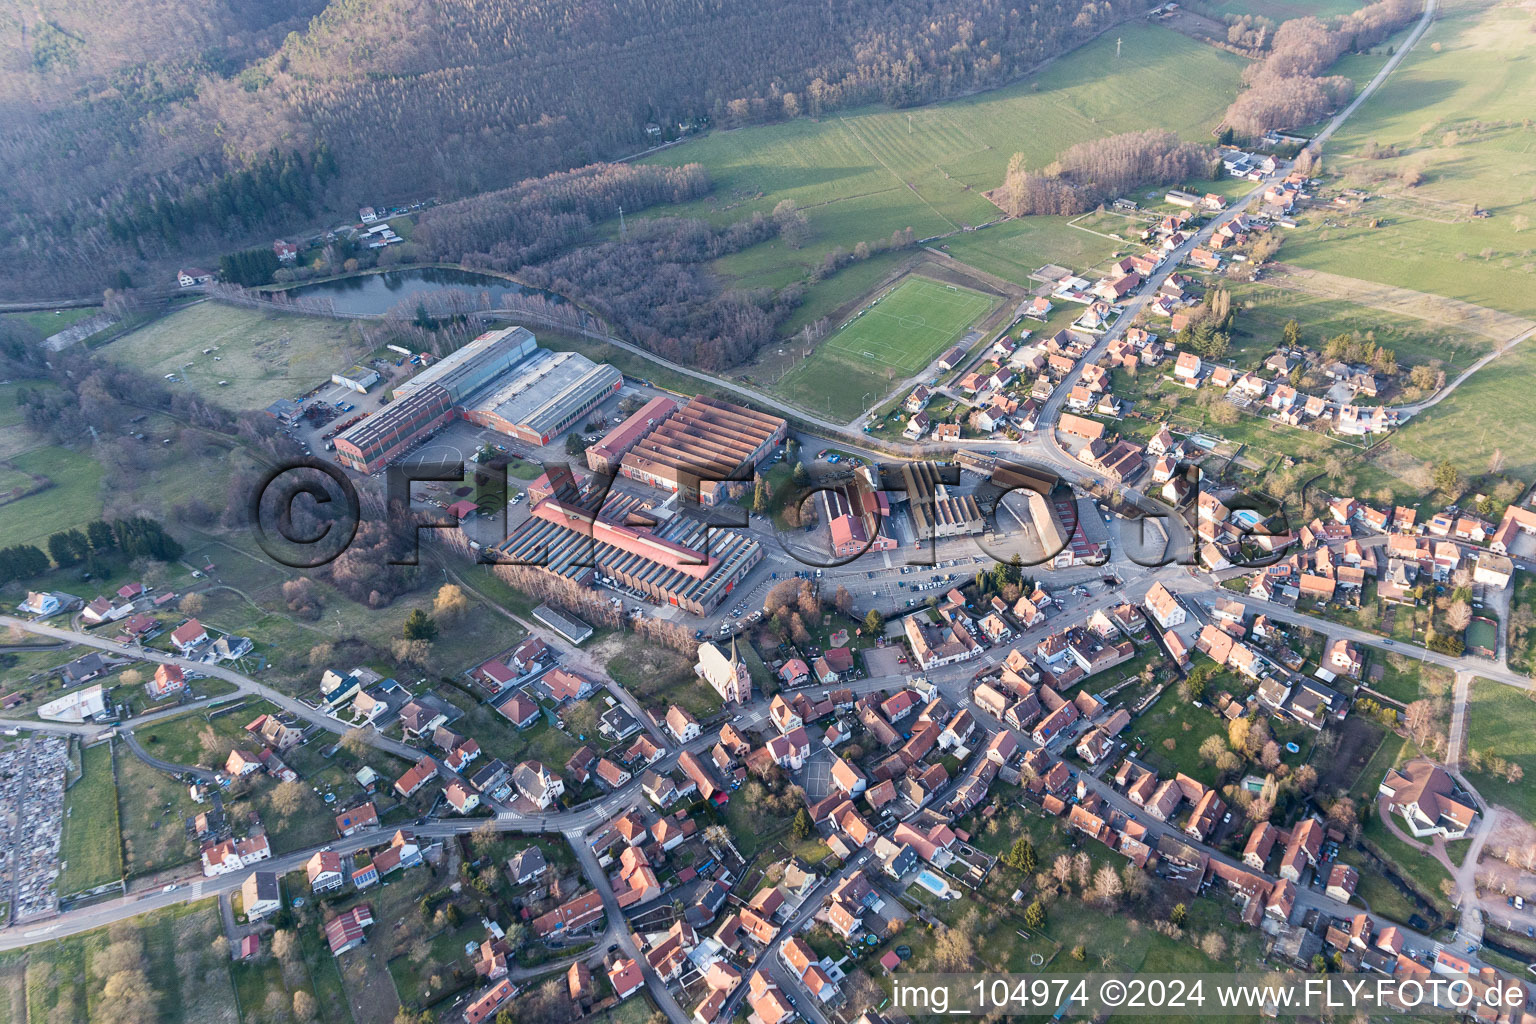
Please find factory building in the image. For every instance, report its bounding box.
[586,396,680,475]
[333,326,620,473]
[889,461,984,542]
[616,396,786,506]
[462,347,621,445]
[494,489,763,615]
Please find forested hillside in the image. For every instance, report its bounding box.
[0,0,1139,297]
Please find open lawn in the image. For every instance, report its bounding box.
[1464,677,1536,823]
[1,307,100,337]
[939,217,1128,284]
[58,740,123,894]
[597,635,722,719]
[1280,0,1536,320]
[1384,340,1536,488]
[758,251,909,341]
[1367,652,1453,705]
[1362,803,1455,919]
[134,699,278,770]
[0,644,90,703]
[817,276,993,373]
[642,24,1245,298]
[114,744,200,878]
[0,446,103,548]
[1226,279,1493,374]
[167,530,526,692]
[1127,683,1230,780]
[102,301,370,413]
[773,275,997,418]
[1350,731,1410,807]
[1189,0,1367,19]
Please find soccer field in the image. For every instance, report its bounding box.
[774,274,997,419]
[822,277,993,373]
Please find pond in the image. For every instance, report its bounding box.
[278,267,565,316]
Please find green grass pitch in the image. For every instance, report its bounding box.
[820,276,992,373]
[773,274,997,419]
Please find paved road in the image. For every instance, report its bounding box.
[0,615,423,762]
[118,729,217,781]
[757,853,874,1024]
[1166,580,1535,691]
[0,1,1481,1002]
[1308,0,1438,150]
[0,690,258,741]
[1395,325,1534,420]
[567,830,693,1022]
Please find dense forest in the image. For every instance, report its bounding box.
[1,0,1140,298]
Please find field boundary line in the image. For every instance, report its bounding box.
[1265,264,1535,340]
[837,117,959,232]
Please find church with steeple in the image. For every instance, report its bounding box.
[694,636,753,704]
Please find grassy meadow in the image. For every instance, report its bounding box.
[1226,279,1495,372]
[642,22,1247,293]
[773,275,998,418]
[1465,677,1536,823]
[101,302,370,413]
[0,446,103,549]
[1280,0,1536,319]
[58,741,123,895]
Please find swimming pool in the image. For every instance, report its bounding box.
[916,869,954,899]
[1232,509,1264,529]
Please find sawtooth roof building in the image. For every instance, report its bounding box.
[334,327,620,473]
[615,396,786,506]
[494,487,763,615]
[586,396,679,475]
[889,461,983,542]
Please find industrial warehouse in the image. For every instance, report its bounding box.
[888,460,984,542]
[494,485,764,615]
[333,326,621,473]
[607,396,787,505]
[585,396,679,475]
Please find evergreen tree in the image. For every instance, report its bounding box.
[403,609,438,642]
[46,529,89,567]
[113,517,183,561]
[219,246,281,287]
[1282,318,1301,348]
[1005,836,1037,873]
[0,544,50,585]
[86,519,116,553]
